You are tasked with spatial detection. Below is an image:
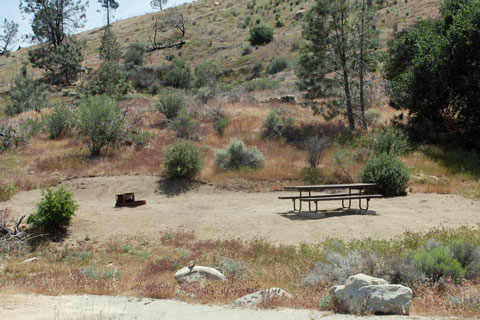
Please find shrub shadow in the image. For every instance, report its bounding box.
[156,177,202,197]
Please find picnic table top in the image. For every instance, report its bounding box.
[284,183,376,191]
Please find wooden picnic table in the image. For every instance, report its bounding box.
[279,183,382,212]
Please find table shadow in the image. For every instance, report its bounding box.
[276,208,377,220]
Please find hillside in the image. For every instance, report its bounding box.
[0,0,440,95]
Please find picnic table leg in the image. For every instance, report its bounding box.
[359,197,370,211]
[342,188,352,209]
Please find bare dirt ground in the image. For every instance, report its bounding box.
[4,175,480,245]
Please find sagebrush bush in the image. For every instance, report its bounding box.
[249,24,274,45]
[195,86,217,104]
[46,105,76,139]
[305,135,330,168]
[194,60,219,88]
[261,110,283,139]
[128,65,165,94]
[156,88,186,120]
[449,239,480,280]
[216,259,245,280]
[213,116,230,137]
[411,245,465,284]
[216,139,264,170]
[78,95,126,156]
[27,186,79,233]
[165,58,193,89]
[360,154,409,196]
[172,111,201,141]
[163,139,203,179]
[123,43,145,71]
[371,127,409,156]
[244,78,279,92]
[267,57,289,74]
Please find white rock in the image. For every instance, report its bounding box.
[233,288,292,307]
[174,266,225,284]
[22,257,39,264]
[330,274,412,315]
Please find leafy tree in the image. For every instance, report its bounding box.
[165,58,193,89]
[99,26,121,61]
[0,19,19,56]
[27,186,79,233]
[97,0,119,26]
[123,43,145,71]
[6,66,49,115]
[249,24,274,45]
[163,139,203,179]
[81,61,128,97]
[297,0,379,131]
[151,0,168,11]
[20,0,87,86]
[384,0,480,149]
[78,95,125,156]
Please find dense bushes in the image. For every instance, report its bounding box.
[163,140,203,178]
[216,139,264,170]
[81,61,128,97]
[27,186,79,233]
[267,57,289,74]
[164,58,193,89]
[244,78,279,92]
[78,95,125,156]
[360,153,409,196]
[155,88,186,120]
[194,60,219,88]
[172,111,201,141]
[45,105,76,139]
[123,43,145,71]
[371,127,409,156]
[249,24,274,45]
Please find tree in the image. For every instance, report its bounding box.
[384,0,480,149]
[297,0,378,131]
[147,8,187,52]
[97,0,119,26]
[20,0,87,86]
[81,61,128,97]
[99,26,121,61]
[78,95,126,156]
[6,66,49,115]
[0,19,19,56]
[151,0,168,11]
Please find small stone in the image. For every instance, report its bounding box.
[22,257,39,264]
[174,266,225,284]
[233,288,292,307]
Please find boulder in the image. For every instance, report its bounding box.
[330,273,411,315]
[174,266,225,284]
[233,288,292,307]
[293,10,306,21]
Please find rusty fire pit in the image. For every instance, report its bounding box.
[115,193,146,208]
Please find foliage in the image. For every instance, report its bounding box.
[267,57,289,74]
[0,181,17,202]
[360,153,409,196]
[165,58,193,89]
[81,61,128,97]
[213,116,230,137]
[0,19,19,55]
[216,259,245,280]
[300,167,326,185]
[78,95,125,156]
[155,88,186,120]
[27,186,79,233]
[123,43,146,71]
[216,139,264,170]
[194,60,220,88]
[261,110,284,139]
[97,0,119,26]
[6,67,49,115]
[99,26,121,61]
[45,105,76,139]
[297,0,379,130]
[195,86,217,104]
[305,135,330,168]
[411,245,465,284]
[244,78,279,92]
[249,24,274,45]
[384,0,480,149]
[163,139,203,178]
[128,65,164,94]
[151,0,168,11]
[371,127,409,156]
[172,111,201,141]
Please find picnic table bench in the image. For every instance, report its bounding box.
[279,183,382,212]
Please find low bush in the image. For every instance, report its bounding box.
[81,61,128,97]
[164,58,193,89]
[0,181,17,202]
[249,24,274,45]
[267,57,288,74]
[27,186,79,233]
[371,127,409,156]
[155,88,186,120]
[213,116,230,137]
[128,65,166,94]
[216,139,264,170]
[6,67,49,115]
[305,135,330,168]
[195,86,217,104]
[172,111,201,141]
[360,154,409,196]
[261,110,284,139]
[300,167,326,185]
[194,60,219,88]
[244,78,279,92]
[45,105,76,139]
[216,259,245,280]
[163,140,203,179]
[411,245,465,284]
[123,43,145,71]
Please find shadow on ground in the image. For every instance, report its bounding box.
[276,208,377,220]
[156,178,203,197]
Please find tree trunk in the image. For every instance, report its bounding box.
[343,66,355,131]
[359,0,367,130]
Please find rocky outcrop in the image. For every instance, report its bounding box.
[174,266,225,284]
[330,273,412,315]
[233,288,292,307]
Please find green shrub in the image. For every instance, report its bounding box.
[216,259,245,280]
[27,186,79,233]
[300,168,326,185]
[360,154,409,196]
[0,181,17,202]
[244,78,279,92]
[81,61,128,97]
[411,245,465,284]
[78,95,126,156]
[128,65,164,94]
[213,116,230,136]
[267,57,289,74]
[249,24,274,45]
[195,86,217,104]
[155,88,186,120]
[163,140,203,179]
[172,111,201,141]
[261,110,283,139]
[216,139,264,170]
[123,43,145,71]
[449,239,480,280]
[6,67,49,115]
[194,60,219,88]
[45,105,76,139]
[371,127,409,156]
[165,58,193,89]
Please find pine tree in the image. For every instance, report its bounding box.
[99,26,121,61]
[97,0,119,26]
